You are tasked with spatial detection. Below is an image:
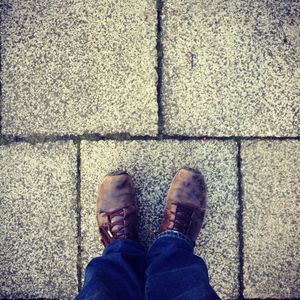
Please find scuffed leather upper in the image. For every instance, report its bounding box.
[160,168,207,242]
[96,172,138,247]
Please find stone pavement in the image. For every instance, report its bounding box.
[0,0,299,299]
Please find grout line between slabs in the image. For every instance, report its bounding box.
[237,141,245,299]
[156,0,164,136]
[76,141,82,292]
[0,134,299,146]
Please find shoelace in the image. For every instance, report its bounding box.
[168,202,205,234]
[98,206,130,240]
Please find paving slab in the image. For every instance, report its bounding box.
[242,140,300,298]
[162,0,300,136]
[0,141,78,298]
[81,140,239,299]
[1,0,157,136]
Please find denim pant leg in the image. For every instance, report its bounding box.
[145,231,220,300]
[75,239,146,300]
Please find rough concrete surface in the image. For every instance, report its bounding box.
[162,0,300,136]
[242,140,300,298]
[80,140,239,299]
[0,141,78,299]
[1,0,157,136]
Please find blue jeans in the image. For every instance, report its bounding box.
[76,231,220,300]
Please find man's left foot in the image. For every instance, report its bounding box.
[159,167,207,243]
[96,171,138,247]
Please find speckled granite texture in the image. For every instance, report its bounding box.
[0,142,78,299]
[80,140,239,299]
[1,0,157,135]
[242,140,300,298]
[0,0,299,298]
[162,0,300,136]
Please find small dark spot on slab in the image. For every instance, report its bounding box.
[187,52,196,69]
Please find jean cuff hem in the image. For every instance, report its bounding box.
[154,230,195,248]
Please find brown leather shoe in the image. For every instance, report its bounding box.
[96,171,138,247]
[160,167,207,242]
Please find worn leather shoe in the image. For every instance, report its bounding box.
[160,167,207,242]
[96,171,138,247]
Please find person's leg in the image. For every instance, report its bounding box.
[75,171,145,299]
[146,231,220,300]
[145,167,220,300]
[76,239,145,300]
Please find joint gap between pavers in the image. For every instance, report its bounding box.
[237,141,245,299]
[156,0,164,136]
[76,141,83,292]
[164,135,300,141]
[0,134,81,145]
[0,134,300,146]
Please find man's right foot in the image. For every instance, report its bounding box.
[159,167,207,242]
[96,171,138,247]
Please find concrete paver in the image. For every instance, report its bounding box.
[1,0,299,299]
[162,0,300,136]
[80,140,239,299]
[0,141,78,298]
[1,0,157,136]
[242,140,300,298]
